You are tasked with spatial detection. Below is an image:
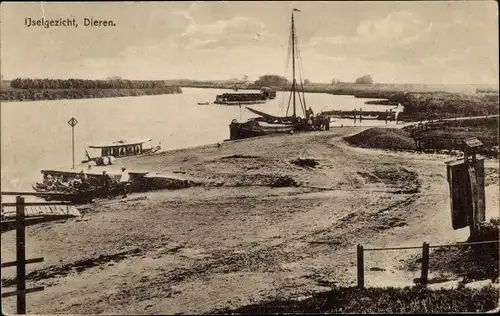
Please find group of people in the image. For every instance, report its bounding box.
[294,114,330,131]
[43,171,89,191]
[99,167,131,199]
[42,167,131,199]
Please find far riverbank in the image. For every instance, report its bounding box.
[0,87,182,102]
[167,81,499,120]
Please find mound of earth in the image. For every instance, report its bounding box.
[345,128,417,151]
[290,158,320,168]
[270,175,299,187]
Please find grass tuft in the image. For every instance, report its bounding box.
[211,286,499,314]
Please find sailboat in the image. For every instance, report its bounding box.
[228,9,330,141]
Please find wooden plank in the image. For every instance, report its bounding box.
[420,242,430,286]
[1,257,44,268]
[58,206,65,216]
[1,191,73,196]
[69,207,81,217]
[357,244,364,288]
[1,202,73,207]
[1,286,44,298]
[16,196,27,314]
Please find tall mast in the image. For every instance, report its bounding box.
[291,11,296,117]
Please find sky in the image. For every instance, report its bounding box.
[1,1,498,84]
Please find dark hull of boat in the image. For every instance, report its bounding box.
[229,121,294,140]
[32,181,121,203]
[215,100,267,106]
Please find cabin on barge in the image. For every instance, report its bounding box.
[214,87,276,105]
[82,138,161,165]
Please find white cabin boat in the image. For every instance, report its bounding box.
[82,138,161,165]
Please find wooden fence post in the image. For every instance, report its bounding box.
[420,241,429,287]
[16,196,26,314]
[357,244,364,288]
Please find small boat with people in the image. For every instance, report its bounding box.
[82,137,161,166]
[32,170,121,203]
[197,102,210,105]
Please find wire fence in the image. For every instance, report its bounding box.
[357,240,499,288]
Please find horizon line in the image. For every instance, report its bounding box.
[1,77,498,87]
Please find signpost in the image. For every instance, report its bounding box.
[68,117,78,169]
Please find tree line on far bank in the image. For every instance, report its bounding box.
[252,74,374,87]
[5,74,375,90]
[9,77,176,89]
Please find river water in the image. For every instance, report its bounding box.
[1,87,395,191]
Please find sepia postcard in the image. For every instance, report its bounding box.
[1,1,499,314]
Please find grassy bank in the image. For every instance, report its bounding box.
[345,117,499,157]
[391,91,499,121]
[211,285,499,314]
[0,86,182,102]
[405,217,499,286]
[419,117,499,146]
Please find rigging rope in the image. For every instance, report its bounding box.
[294,24,308,117]
[280,21,293,116]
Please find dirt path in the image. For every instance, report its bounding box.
[1,128,498,314]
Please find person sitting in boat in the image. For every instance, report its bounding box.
[54,175,65,190]
[43,174,51,184]
[44,174,56,191]
[79,170,88,181]
[296,116,302,125]
[70,175,82,188]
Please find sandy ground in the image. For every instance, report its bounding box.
[1,127,499,314]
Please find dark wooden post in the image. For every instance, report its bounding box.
[385,109,388,125]
[16,196,26,314]
[354,109,357,125]
[420,241,429,287]
[359,108,363,123]
[357,244,364,288]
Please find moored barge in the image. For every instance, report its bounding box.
[214,87,276,105]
